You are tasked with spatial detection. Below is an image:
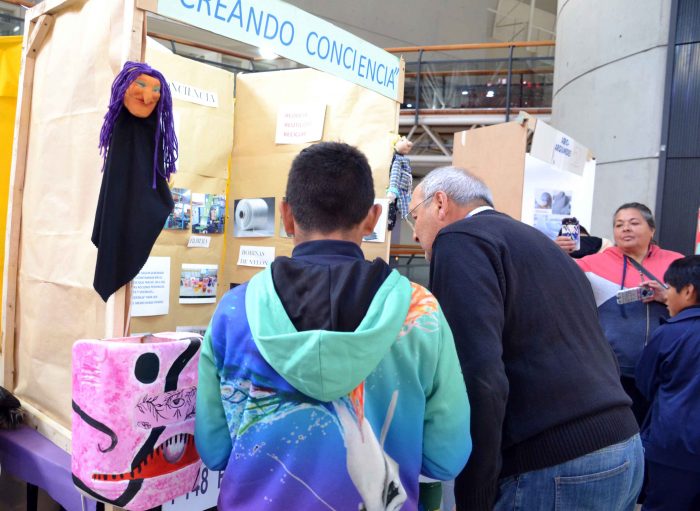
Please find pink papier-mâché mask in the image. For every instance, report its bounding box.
[71,332,202,511]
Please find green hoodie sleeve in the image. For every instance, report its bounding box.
[421,308,472,480]
[194,329,232,471]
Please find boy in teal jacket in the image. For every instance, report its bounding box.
[195,142,471,511]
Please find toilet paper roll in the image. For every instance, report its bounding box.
[235,198,269,231]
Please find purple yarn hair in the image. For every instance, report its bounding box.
[98,61,178,187]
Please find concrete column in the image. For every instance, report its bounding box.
[551,0,672,237]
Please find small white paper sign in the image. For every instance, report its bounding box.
[188,235,211,248]
[169,80,219,108]
[131,257,170,317]
[238,245,276,267]
[363,198,390,243]
[275,104,326,144]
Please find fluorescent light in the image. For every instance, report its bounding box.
[406,103,413,108]
[258,45,279,60]
[486,90,495,98]
[461,90,469,95]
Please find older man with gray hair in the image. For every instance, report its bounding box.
[408,166,643,511]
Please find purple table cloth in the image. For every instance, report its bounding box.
[0,426,97,511]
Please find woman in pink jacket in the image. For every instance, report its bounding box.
[557,203,683,424]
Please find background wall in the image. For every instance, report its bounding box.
[551,0,672,238]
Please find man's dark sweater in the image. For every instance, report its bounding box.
[429,210,638,510]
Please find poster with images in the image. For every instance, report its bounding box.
[175,325,208,337]
[165,188,191,230]
[179,263,218,304]
[233,197,275,237]
[191,193,226,234]
[363,198,390,243]
[533,188,573,239]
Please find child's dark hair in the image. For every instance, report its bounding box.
[664,255,700,302]
[285,142,374,233]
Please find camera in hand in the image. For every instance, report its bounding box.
[616,286,654,305]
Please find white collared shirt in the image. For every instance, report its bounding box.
[466,205,494,218]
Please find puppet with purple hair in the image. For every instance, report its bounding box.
[92,61,178,302]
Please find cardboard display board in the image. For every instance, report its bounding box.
[129,39,235,335]
[223,68,398,287]
[452,122,529,220]
[3,0,402,454]
[5,1,145,436]
[453,118,595,234]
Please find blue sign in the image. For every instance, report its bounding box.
[154,0,402,101]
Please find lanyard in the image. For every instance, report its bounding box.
[622,255,667,289]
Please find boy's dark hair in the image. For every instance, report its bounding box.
[664,255,700,302]
[285,142,374,233]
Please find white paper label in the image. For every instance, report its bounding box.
[188,235,211,248]
[163,465,223,511]
[275,104,326,144]
[131,257,170,317]
[237,245,275,267]
[169,80,219,108]
[363,198,390,243]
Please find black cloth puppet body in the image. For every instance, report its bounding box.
[92,109,173,302]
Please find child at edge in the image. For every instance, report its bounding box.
[635,255,700,511]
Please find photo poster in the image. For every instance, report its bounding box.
[363,198,390,243]
[131,256,171,317]
[521,154,595,240]
[179,264,219,304]
[165,188,192,230]
[191,193,226,234]
[532,188,573,239]
[175,325,208,337]
[233,197,276,237]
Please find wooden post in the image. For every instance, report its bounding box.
[1,13,54,389]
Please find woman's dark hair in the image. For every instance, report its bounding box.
[285,142,374,233]
[613,202,655,230]
[664,255,700,302]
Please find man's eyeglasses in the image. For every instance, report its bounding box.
[404,194,433,231]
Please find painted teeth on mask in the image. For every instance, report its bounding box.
[163,435,186,463]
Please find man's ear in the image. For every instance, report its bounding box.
[682,283,698,303]
[361,203,382,237]
[434,191,449,221]
[280,201,296,236]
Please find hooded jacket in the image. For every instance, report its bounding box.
[636,305,700,472]
[576,245,683,377]
[195,241,471,511]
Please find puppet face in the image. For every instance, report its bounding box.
[124,74,161,118]
[394,136,413,155]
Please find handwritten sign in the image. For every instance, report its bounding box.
[238,245,275,267]
[275,104,326,144]
[131,257,170,317]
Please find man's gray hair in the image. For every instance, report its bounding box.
[419,166,494,207]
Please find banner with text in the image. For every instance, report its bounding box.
[154,0,402,101]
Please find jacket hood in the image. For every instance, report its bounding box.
[245,266,412,401]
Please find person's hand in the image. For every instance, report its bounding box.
[555,235,576,254]
[641,280,668,304]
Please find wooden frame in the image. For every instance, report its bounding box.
[1,0,147,446]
